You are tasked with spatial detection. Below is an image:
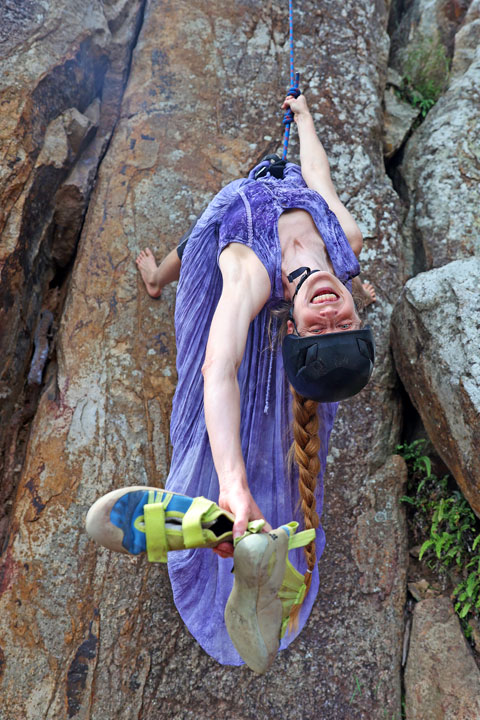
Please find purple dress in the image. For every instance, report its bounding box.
[165,163,359,665]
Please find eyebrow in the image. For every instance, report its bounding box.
[301,321,361,336]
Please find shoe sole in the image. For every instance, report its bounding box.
[224,529,289,673]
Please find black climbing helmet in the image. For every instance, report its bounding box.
[282,327,375,403]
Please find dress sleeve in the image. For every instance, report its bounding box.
[217,190,251,256]
[217,185,280,298]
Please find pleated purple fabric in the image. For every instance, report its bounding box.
[165,163,360,664]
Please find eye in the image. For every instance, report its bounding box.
[337,323,353,330]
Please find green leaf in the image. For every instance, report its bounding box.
[459,602,472,618]
[419,456,432,477]
[419,539,435,559]
[466,572,479,597]
[445,547,458,559]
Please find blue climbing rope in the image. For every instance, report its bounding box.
[281,0,300,161]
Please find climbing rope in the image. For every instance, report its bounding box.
[281,0,301,161]
[253,0,300,179]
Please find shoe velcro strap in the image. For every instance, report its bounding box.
[246,519,265,534]
[182,496,218,548]
[288,528,316,550]
[232,519,266,547]
[144,501,169,562]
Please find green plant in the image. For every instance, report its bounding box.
[453,535,480,618]
[397,438,431,477]
[398,439,449,538]
[395,37,451,118]
[410,91,436,118]
[419,492,476,567]
[398,440,480,626]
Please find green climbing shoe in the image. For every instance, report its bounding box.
[85,486,265,561]
[224,522,314,673]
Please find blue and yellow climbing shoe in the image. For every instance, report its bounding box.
[224,522,315,674]
[85,486,265,562]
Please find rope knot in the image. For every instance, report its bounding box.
[282,86,301,126]
[287,86,301,99]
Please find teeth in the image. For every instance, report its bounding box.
[312,293,337,304]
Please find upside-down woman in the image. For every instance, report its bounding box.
[86,94,376,673]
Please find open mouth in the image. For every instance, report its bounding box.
[310,287,339,304]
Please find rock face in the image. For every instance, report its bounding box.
[388,0,472,69]
[405,596,480,719]
[390,1,480,518]
[0,0,145,545]
[391,258,480,517]
[0,0,420,718]
[383,69,420,159]
[396,0,480,274]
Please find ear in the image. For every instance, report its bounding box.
[286,320,295,335]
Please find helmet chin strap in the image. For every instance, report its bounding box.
[287,266,321,329]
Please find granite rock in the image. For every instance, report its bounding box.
[383,84,420,158]
[405,596,480,720]
[0,0,145,548]
[391,257,480,517]
[0,1,409,718]
[388,0,471,71]
[397,0,480,273]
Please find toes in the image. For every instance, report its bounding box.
[136,250,150,267]
[136,249,154,266]
[361,282,377,304]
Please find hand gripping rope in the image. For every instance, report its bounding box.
[281,0,301,161]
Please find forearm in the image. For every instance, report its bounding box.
[202,361,247,491]
[203,360,265,541]
[296,113,335,192]
[157,247,181,285]
[284,93,363,255]
[201,244,272,537]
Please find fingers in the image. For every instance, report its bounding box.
[213,541,234,559]
[281,94,308,116]
[217,486,270,544]
[232,511,248,540]
[282,95,295,110]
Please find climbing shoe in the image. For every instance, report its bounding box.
[85,486,265,562]
[225,522,315,674]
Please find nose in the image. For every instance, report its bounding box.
[317,305,338,318]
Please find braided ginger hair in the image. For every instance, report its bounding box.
[288,387,321,627]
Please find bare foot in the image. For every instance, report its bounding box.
[136,248,163,298]
[362,281,376,307]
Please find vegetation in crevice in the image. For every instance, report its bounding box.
[398,439,480,641]
[395,37,451,120]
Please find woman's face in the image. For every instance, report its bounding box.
[287,271,360,337]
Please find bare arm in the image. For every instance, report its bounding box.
[202,244,272,546]
[283,95,363,257]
